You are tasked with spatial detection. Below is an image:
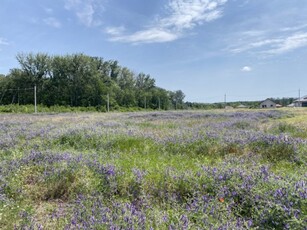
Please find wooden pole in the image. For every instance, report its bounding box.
[34,85,37,113]
[107,93,110,112]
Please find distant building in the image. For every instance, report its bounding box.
[225,106,234,110]
[260,99,276,108]
[276,104,282,108]
[237,104,248,109]
[287,103,295,107]
[293,95,307,107]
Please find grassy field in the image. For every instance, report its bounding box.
[0,109,306,229]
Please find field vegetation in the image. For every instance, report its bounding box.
[0,109,306,229]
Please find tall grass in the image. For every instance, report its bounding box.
[0,109,306,229]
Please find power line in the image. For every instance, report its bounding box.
[1,87,34,91]
[228,90,299,98]
[0,86,37,113]
[201,89,301,102]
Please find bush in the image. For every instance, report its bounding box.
[250,140,296,162]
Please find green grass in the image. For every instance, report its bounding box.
[0,109,306,229]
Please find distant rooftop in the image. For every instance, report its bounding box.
[294,95,307,102]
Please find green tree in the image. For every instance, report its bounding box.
[1,52,185,110]
[169,90,185,109]
[136,73,155,90]
[15,53,52,105]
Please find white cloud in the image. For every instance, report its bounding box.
[107,0,228,44]
[43,17,62,28]
[229,30,307,56]
[64,0,104,27]
[240,30,266,37]
[230,38,282,53]
[241,66,252,72]
[0,38,9,46]
[105,26,126,36]
[265,33,307,55]
[110,28,179,43]
[280,24,307,32]
[161,0,226,30]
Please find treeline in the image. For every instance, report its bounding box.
[0,53,185,111]
[185,101,259,109]
[185,97,296,109]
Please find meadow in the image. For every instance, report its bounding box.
[0,109,306,229]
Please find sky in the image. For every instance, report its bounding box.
[1,0,307,103]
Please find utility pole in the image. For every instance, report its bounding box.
[224,94,227,108]
[17,87,20,105]
[107,93,110,112]
[158,97,161,110]
[17,87,19,105]
[144,96,147,110]
[34,85,37,114]
[299,89,301,107]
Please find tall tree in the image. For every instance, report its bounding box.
[109,60,121,81]
[169,90,185,109]
[2,52,185,110]
[16,52,51,83]
[136,73,155,90]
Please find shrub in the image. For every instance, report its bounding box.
[250,140,296,162]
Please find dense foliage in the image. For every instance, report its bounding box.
[0,109,306,229]
[0,53,185,110]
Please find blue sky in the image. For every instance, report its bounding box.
[1,0,307,102]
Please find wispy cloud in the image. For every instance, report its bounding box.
[64,0,104,27]
[230,38,283,53]
[230,32,307,56]
[264,33,307,55]
[0,37,9,52]
[44,7,53,14]
[110,28,179,44]
[107,0,228,44]
[161,0,226,29]
[105,26,126,36]
[280,24,307,32]
[0,37,9,46]
[227,15,307,57]
[43,17,62,28]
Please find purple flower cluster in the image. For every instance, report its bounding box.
[1,110,306,229]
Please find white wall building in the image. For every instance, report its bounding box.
[293,95,307,107]
[260,99,276,108]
